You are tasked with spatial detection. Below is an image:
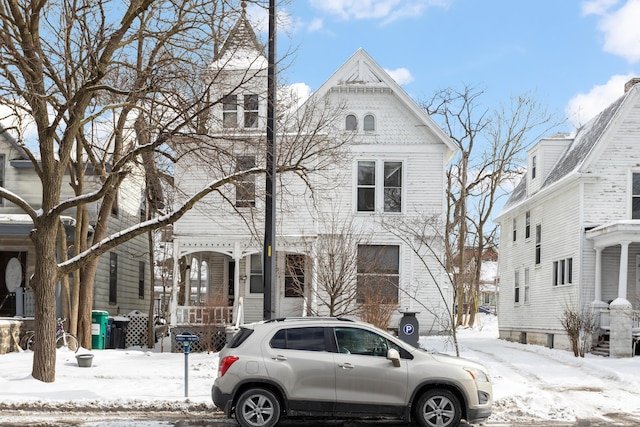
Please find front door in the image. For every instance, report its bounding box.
[278,254,305,317]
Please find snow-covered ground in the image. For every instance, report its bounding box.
[1,314,639,426]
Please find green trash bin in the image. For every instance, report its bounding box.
[91,310,109,350]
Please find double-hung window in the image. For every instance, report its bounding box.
[235,156,256,207]
[633,172,640,219]
[356,160,402,213]
[249,254,263,294]
[223,95,238,128]
[357,245,399,304]
[514,270,520,303]
[535,224,541,265]
[244,94,259,128]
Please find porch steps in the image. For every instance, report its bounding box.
[591,340,610,357]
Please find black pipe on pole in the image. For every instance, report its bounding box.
[263,0,276,320]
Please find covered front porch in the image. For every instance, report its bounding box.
[168,239,312,330]
[587,221,640,357]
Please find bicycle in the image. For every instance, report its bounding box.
[21,318,80,352]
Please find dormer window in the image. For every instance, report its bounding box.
[244,94,259,128]
[531,155,537,179]
[363,114,375,131]
[346,114,357,131]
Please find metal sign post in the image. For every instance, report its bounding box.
[175,331,200,397]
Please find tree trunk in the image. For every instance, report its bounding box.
[78,259,99,349]
[31,220,60,383]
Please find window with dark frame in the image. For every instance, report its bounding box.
[109,252,118,305]
[285,254,305,297]
[633,172,640,219]
[553,257,573,286]
[524,268,530,304]
[138,261,145,299]
[235,156,256,207]
[243,94,259,128]
[223,94,238,128]
[383,162,402,212]
[357,161,376,212]
[357,245,399,305]
[514,270,520,303]
[512,218,517,242]
[532,155,537,179]
[249,254,263,294]
[535,224,541,265]
[525,211,531,239]
[357,160,403,213]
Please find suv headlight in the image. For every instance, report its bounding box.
[464,367,489,382]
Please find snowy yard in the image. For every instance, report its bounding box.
[1,315,640,426]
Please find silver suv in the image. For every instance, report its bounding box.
[212,317,492,427]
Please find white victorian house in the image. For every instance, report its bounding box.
[169,9,457,336]
[496,78,640,357]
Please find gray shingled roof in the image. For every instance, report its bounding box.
[503,92,628,210]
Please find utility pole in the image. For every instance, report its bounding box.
[263,0,276,320]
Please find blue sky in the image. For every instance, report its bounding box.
[250,0,640,133]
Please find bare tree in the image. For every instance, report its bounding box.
[0,0,344,382]
[423,85,561,328]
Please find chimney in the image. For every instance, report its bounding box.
[624,77,640,93]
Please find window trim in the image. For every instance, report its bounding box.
[535,224,541,265]
[525,211,531,239]
[363,114,375,132]
[235,156,256,208]
[223,94,238,128]
[355,160,404,213]
[514,269,520,304]
[357,244,400,305]
[247,253,263,295]
[346,114,358,131]
[243,94,259,128]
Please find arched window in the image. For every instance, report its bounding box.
[363,114,375,131]
[346,114,357,131]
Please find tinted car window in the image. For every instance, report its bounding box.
[227,327,254,348]
[334,327,403,357]
[270,327,326,351]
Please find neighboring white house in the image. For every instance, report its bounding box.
[170,8,458,333]
[496,78,640,356]
[0,125,152,319]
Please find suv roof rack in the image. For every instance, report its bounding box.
[264,316,355,323]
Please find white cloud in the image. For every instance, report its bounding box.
[308,0,451,24]
[581,0,619,15]
[384,67,414,86]
[281,82,312,108]
[308,18,324,32]
[565,74,633,127]
[582,0,640,63]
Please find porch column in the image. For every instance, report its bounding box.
[169,240,181,325]
[618,241,631,299]
[594,246,603,303]
[233,243,243,326]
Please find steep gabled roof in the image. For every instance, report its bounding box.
[502,85,635,212]
[307,48,458,160]
[210,6,267,70]
[0,124,29,160]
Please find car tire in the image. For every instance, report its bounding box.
[414,389,462,427]
[235,388,281,427]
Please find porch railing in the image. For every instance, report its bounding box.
[175,306,233,325]
[597,309,640,331]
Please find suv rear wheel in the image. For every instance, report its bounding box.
[415,389,462,427]
[235,388,281,427]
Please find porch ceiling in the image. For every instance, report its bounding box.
[587,220,640,248]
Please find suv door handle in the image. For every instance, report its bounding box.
[272,355,287,361]
[338,362,354,369]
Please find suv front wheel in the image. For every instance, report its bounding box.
[235,388,281,427]
[415,389,462,427]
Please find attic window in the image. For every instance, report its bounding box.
[363,114,375,131]
[346,114,357,131]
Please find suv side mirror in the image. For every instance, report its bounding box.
[387,349,401,367]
